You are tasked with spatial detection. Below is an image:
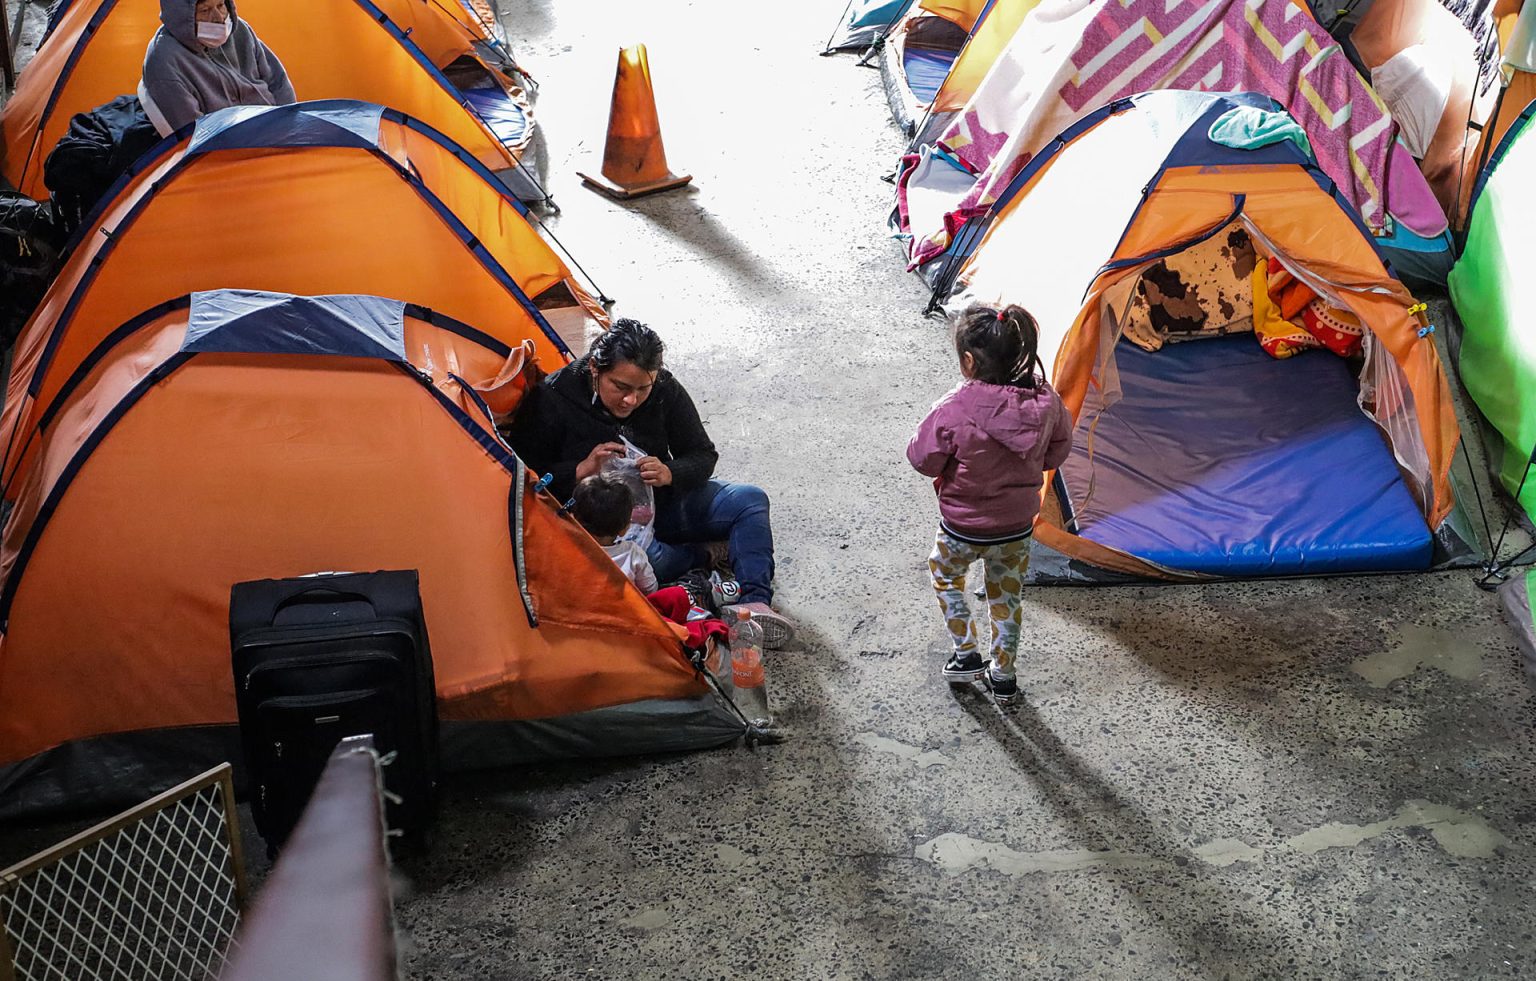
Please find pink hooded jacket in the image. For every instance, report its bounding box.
[906,378,1074,539]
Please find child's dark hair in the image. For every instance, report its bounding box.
[952,303,1043,387]
[572,473,634,540]
[585,318,665,374]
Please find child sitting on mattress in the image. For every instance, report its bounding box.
[906,303,1074,706]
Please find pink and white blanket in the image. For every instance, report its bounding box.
[900,0,1400,268]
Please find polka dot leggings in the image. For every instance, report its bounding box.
[927,528,1030,678]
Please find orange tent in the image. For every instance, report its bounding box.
[1,0,536,199]
[928,0,1041,116]
[1483,1,1536,161]
[0,101,605,496]
[916,0,987,29]
[0,290,740,816]
[941,92,1463,581]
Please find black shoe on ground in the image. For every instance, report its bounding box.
[942,651,986,683]
[983,668,1020,706]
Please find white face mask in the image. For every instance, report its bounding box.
[196,16,232,46]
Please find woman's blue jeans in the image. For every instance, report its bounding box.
[646,480,776,604]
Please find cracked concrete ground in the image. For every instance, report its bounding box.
[2,0,1534,977]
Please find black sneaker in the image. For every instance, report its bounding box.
[942,651,986,683]
[983,668,1020,706]
[668,570,717,614]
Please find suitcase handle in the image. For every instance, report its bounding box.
[271,588,379,626]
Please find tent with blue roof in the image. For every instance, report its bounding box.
[892,0,1460,291]
[0,100,605,497]
[0,289,742,818]
[935,91,1469,582]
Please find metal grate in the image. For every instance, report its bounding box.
[0,765,247,981]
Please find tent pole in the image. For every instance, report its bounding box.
[822,0,857,55]
[1468,82,1508,212]
[1476,441,1536,590]
[1451,79,1505,246]
[0,0,15,95]
[7,0,23,65]
[1458,432,1498,560]
[856,4,909,68]
[527,211,614,308]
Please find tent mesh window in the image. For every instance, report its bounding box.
[0,765,247,981]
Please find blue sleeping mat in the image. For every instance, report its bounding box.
[460,83,531,149]
[903,44,960,103]
[1058,335,1433,577]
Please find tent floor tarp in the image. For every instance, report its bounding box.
[1057,336,1435,578]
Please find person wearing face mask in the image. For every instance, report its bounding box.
[139,0,296,137]
[507,318,796,648]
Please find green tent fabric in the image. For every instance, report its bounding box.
[1450,100,1536,521]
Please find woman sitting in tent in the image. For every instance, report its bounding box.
[140,0,297,136]
[508,319,795,648]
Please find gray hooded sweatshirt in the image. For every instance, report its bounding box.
[141,0,296,134]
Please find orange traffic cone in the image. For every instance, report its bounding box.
[579,44,693,199]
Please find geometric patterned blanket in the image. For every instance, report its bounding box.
[904,0,1398,266]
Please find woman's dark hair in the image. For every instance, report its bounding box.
[586,318,665,375]
[572,473,634,540]
[952,303,1042,387]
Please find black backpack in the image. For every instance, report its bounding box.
[0,193,64,351]
[42,95,163,234]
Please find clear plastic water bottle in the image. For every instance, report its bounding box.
[704,636,734,701]
[729,609,772,729]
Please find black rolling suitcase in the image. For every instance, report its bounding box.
[230,570,438,850]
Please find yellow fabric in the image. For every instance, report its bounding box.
[1249,261,1311,359]
[931,0,1042,113]
[1,0,514,197]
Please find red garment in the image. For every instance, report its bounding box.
[1262,258,1364,359]
[647,587,692,623]
[646,588,729,651]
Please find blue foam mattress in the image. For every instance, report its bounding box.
[1057,335,1433,577]
[460,83,531,149]
[903,44,960,104]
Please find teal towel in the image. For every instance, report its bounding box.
[1208,106,1314,158]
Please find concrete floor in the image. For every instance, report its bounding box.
[1,0,1533,977]
[391,2,1536,979]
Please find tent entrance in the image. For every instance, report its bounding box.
[1055,229,1435,578]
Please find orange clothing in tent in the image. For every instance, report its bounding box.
[0,101,603,495]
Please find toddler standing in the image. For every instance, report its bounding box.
[906,304,1073,705]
